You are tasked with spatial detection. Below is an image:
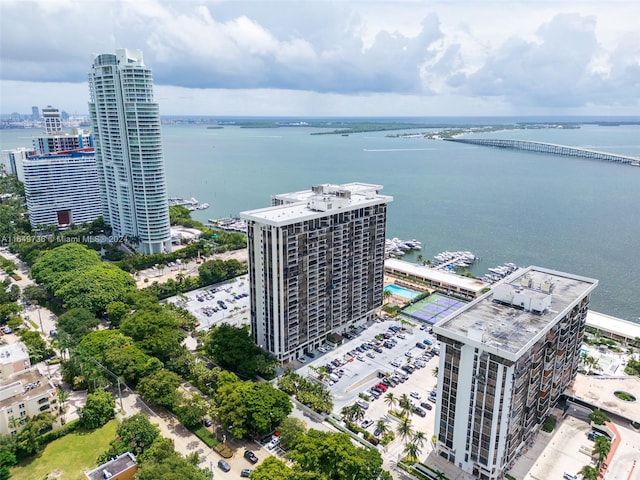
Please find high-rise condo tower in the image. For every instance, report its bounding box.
[433,267,597,480]
[88,48,171,254]
[240,183,392,362]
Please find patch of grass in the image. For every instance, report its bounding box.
[11,419,118,480]
[189,424,219,448]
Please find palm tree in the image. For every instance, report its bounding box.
[396,417,414,443]
[375,418,389,437]
[384,392,397,411]
[412,431,427,450]
[341,404,359,424]
[57,388,69,422]
[352,404,365,424]
[399,393,412,418]
[592,435,611,464]
[403,441,420,462]
[432,366,439,377]
[383,289,392,305]
[580,465,599,480]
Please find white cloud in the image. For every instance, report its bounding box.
[0,0,638,115]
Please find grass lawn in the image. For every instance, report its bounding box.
[11,420,118,480]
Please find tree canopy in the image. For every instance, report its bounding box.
[287,429,384,480]
[120,307,185,363]
[137,437,209,480]
[57,307,99,341]
[98,413,160,462]
[215,379,292,439]
[53,262,136,313]
[79,390,115,429]
[30,243,101,287]
[204,324,277,379]
[136,369,182,409]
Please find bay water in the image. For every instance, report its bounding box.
[2,119,639,322]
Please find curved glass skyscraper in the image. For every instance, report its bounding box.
[88,48,171,254]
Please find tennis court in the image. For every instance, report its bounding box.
[402,292,467,324]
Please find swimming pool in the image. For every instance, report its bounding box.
[384,284,421,300]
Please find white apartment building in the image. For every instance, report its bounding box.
[240,183,393,362]
[433,266,598,480]
[22,149,102,229]
[1,147,34,181]
[88,48,171,254]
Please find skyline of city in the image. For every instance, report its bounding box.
[1,1,639,117]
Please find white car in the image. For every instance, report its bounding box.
[397,333,406,339]
[410,391,421,399]
[405,351,414,358]
[267,436,280,449]
[298,357,306,363]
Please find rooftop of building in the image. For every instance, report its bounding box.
[0,368,55,408]
[0,342,29,366]
[85,452,138,480]
[240,182,393,226]
[568,375,640,423]
[433,266,598,361]
[384,258,489,292]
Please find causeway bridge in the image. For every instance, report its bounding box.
[444,138,640,166]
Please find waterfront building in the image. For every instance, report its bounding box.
[240,183,393,362]
[31,106,40,121]
[22,149,102,229]
[433,266,597,480]
[0,147,34,181]
[384,257,489,300]
[88,48,171,254]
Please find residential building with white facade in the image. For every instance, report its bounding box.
[240,183,392,362]
[433,266,598,480]
[88,48,171,254]
[22,149,102,229]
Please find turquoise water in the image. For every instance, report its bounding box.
[384,284,420,300]
[2,119,639,322]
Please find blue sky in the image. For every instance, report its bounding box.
[1,0,639,116]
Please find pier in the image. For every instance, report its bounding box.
[444,138,640,166]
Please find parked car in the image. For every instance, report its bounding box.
[203,418,213,427]
[415,342,426,349]
[218,460,231,472]
[423,338,433,345]
[420,401,433,410]
[244,450,258,464]
[361,418,374,429]
[413,406,427,417]
[241,469,253,478]
[410,391,421,399]
[356,399,369,409]
[267,436,280,450]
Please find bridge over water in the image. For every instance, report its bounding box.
[444,138,640,166]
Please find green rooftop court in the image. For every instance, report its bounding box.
[401,292,467,325]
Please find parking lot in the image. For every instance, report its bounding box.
[296,318,441,467]
[167,275,251,331]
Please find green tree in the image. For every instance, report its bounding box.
[120,308,185,363]
[54,263,136,313]
[216,380,292,439]
[277,417,307,450]
[580,465,599,480]
[99,413,161,461]
[0,449,17,480]
[249,456,294,480]
[137,437,208,480]
[592,435,611,464]
[105,301,130,328]
[288,429,384,480]
[403,441,420,462]
[17,329,54,363]
[384,392,396,410]
[79,390,115,429]
[137,369,182,409]
[398,393,412,418]
[57,307,99,341]
[375,418,390,437]
[21,284,47,305]
[205,324,277,379]
[175,394,210,428]
[198,258,247,285]
[30,243,101,287]
[396,417,414,443]
[588,409,610,426]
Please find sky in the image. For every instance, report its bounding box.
[1,0,639,117]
